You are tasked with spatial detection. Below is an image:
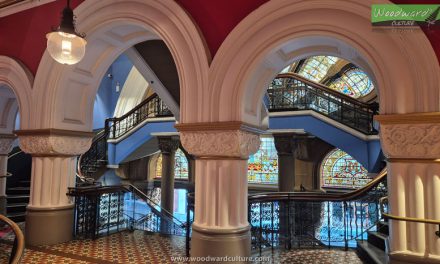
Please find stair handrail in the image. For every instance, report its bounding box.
[248,168,387,203]
[106,93,173,139]
[275,72,377,108]
[76,129,107,181]
[379,196,440,237]
[0,215,25,264]
[126,184,186,227]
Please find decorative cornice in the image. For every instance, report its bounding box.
[180,129,260,159]
[175,121,265,134]
[16,129,94,156]
[374,112,440,125]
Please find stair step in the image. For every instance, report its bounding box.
[7,203,27,208]
[6,203,27,213]
[356,240,387,264]
[367,231,387,251]
[6,187,30,195]
[7,212,26,223]
[18,180,31,187]
[377,220,389,235]
[6,195,30,204]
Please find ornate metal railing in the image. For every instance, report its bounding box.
[78,129,108,178]
[268,73,379,134]
[0,215,24,264]
[68,184,186,240]
[106,93,172,139]
[248,169,387,252]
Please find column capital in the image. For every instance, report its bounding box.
[15,129,94,156]
[375,113,440,159]
[0,134,16,155]
[157,136,180,154]
[176,122,261,159]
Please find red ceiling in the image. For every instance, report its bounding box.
[0,0,438,76]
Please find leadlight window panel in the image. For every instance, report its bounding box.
[248,137,278,184]
[321,149,371,189]
[328,69,374,98]
[297,56,338,82]
[155,149,189,179]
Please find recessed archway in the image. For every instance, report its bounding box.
[205,0,439,127]
[32,0,210,132]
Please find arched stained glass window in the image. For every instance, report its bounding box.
[248,137,278,184]
[155,148,189,179]
[328,68,374,98]
[297,56,338,82]
[321,149,371,189]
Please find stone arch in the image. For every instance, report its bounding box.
[206,0,440,127]
[32,0,210,131]
[0,56,33,132]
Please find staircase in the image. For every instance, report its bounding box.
[357,219,389,263]
[268,73,379,135]
[6,180,30,223]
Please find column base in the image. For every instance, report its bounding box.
[0,195,6,216]
[390,252,440,264]
[191,224,251,263]
[25,205,74,246]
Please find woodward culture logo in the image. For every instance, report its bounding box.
[372,4,440,28]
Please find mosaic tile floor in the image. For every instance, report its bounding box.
[0,229,365,263]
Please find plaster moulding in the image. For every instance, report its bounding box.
[0,134,16,155]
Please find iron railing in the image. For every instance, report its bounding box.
[67,184,186,240]
[185,169,387,255]
[77,94,173,178]
[268,73,379,134]
[106,93,172,139]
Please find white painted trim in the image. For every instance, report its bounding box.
[125,48,181,120]
[106,164,119,169]
[0,0,56,17]
[107,117,175,144]
[266,129,306,135]
[150,132,179,137]
[269,110,379,141]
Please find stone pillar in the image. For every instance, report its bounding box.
[0,135,15,216]
[16,129,93,246]
[177,122,260,261]
[273,133,296,192]
[375,113,440,264]
[157,136,179,215]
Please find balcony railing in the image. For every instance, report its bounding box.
[268,73,379,135]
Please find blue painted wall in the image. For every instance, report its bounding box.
[108,121,177,165]
[93,54,133,129]
[269,115,382,172]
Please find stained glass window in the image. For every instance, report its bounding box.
[328,68,374,98]
[155,149,189,179]
[321,149,371,189]
[248,137,278,184]
[297,56,338,82]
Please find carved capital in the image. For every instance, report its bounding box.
[16,129,94,156]
[180,130,260,158]
[0,134,15,155]
[375,113,440,159]
[273,134,294,155]
[157,136,180,154]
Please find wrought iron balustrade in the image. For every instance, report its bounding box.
[248,169,387,252]
[106,94,173,140]
[68,184,186,240]
[78,129,108,178]
[268,73,379,134]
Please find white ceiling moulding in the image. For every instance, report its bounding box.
[0,0,56,18]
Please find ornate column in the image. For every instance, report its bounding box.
[177,122,260,260]
[375,113,440,264]
[0,135,15,215]
[16,129,93,246]
[157,136,180,215]
[273,133,297,192]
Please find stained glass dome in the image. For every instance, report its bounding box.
[328,69,374,98]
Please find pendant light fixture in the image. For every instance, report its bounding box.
[46,0,86,65]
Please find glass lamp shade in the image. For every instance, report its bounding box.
[46,31,87,65]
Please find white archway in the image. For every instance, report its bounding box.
[32,0,210,131]
[205,0,440,127]
[0,56,33,132]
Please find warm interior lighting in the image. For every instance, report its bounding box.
[46,0,86,65]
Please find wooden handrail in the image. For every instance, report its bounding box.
[276,73,375,108]
[0,215,24,264]
[379,197,440,226]
[106,93,159,123]
[248,168,387,202]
